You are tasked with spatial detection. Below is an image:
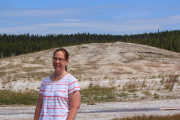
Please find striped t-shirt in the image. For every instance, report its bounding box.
[39,73,80,120]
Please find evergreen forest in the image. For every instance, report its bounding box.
[0,30,180,58]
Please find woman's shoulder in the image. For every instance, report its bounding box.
[41,76,51,83]
[65,73,78,81]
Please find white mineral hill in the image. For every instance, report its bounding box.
[0,42,180,92]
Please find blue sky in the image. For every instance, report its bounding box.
[0,0,180,35]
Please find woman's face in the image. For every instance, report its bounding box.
[53,51,68,73]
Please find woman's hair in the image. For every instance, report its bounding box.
[53,48,69,71]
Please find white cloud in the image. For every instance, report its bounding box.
[1,9,68,17]
[126,15,180,26]
[0,15,180,34]
[0,21,159,34]
[63,19,81,22]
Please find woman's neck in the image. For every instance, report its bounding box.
[52,71,68,81]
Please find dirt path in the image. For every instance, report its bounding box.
[1,99,180,120]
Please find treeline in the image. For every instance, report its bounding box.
[0,30,180,58]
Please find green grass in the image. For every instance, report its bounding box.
[112,114,180,120]
[117,92,129,98]
[0,86,117,105]
[0,90,38,105]
[80,85,117,105]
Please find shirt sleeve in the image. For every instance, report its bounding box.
[39,79,46,94]
[68,76,80,95]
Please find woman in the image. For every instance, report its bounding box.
[34,48,81,120]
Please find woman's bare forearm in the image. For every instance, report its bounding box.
[66,107,79,120]
[67,91,81,120]
[34,94,43,120]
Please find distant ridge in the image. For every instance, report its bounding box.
[0,30,180,58]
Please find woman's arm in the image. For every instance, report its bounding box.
[67,91,81,120]
[34,94,43,120]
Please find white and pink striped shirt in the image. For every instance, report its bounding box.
[39,74,80,120]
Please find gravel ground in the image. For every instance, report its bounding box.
[1,99,180,120]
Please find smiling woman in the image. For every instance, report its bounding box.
[34,48,81,120]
